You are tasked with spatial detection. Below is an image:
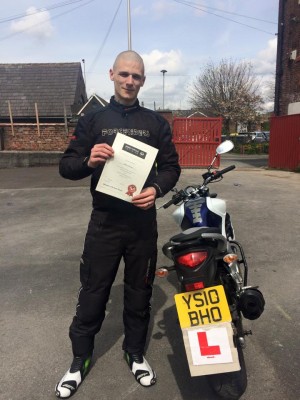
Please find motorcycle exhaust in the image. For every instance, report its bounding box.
[238,287,265,320]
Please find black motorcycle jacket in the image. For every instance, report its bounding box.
[59,96,181,211]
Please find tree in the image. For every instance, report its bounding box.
[262,76,275,111]
[189,59,264,134]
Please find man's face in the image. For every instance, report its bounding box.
[109,57,145,106]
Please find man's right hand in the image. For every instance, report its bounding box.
[88,144,114,168]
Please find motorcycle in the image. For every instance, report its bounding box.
[156,140,265,400]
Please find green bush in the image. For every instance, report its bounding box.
[233,143,269,154]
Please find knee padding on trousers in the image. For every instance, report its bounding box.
[76,286,108,324]
[123,282,153,319]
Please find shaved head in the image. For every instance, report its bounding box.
[113,50,145,75]
[110,50,146,106]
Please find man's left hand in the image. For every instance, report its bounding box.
[131,187,157,210]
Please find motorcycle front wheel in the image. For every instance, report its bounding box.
[207,345,247,400]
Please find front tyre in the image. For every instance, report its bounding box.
[207,345,247,400]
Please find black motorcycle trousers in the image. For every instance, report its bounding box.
[69,208,158,358]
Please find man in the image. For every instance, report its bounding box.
[55,50,181,398]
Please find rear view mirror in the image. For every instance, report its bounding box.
[216,140,234,155]
[208,140,234,171]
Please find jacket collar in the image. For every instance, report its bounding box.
[109,96,140,114]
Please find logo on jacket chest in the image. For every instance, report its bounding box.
[101,128,150,137]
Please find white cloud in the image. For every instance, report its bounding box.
[251,37,277,111]
[142,49,185,74]
[253,37,277,75]
[138,49,191,109]
[10,7,54,39]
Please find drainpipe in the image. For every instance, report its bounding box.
[0,127,4,150]
[274,0,285,116]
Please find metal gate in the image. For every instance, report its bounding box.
[172,117,222,167]
[269,114,300,171]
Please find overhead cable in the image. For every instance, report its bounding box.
[88,0,123,73]
[0,0,86,24]
[173,0,276,35]
[0,0,95,42]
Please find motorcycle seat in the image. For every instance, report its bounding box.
[170,226,221,243]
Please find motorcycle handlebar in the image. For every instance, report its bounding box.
[212,164,236,180]
[162,198,175,209]
[162,190,186,209]
[161,165,235,209]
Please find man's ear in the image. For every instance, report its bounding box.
[109,68,114,81]
[141,75,146,87]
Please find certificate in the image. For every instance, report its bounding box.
[96,132,158,202]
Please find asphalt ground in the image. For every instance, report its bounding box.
[0,154,299,400]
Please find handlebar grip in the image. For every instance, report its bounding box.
[220,164,236,174]
[214,164,236,179]
[162,190,186,209]
[163,198,175,209]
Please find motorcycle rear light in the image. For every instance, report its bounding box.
[185,281,204,291]
[176,251,208,268]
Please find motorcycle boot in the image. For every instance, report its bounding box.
[124,352,157,387]
[55,355,92,398]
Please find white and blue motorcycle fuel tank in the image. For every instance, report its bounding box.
[172,196,228,237]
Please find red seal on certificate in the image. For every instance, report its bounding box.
[126,184,137,196]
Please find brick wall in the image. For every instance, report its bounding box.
[0,123,75,151]
[1,112,175,153]
[277,0,300,115]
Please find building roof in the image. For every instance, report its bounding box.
[173,109,218,118]
[77,93,108,116]
[0,63,87,119]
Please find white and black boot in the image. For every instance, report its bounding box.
[55,356,92,399]
[124,352,157,387]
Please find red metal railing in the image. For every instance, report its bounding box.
[173,117,222,167]
[269,115,300,171]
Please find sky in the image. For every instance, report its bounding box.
[0,0,279,111]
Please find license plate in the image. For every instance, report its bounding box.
[174,285,232,329]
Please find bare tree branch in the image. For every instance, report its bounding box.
[189,59,264,133]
